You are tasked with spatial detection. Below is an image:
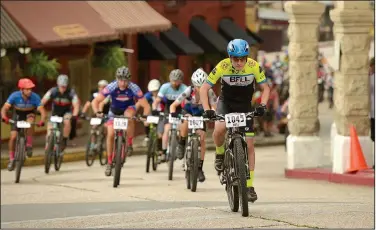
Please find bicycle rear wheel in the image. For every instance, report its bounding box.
[113,136,123,188]
[15,136,25,183]
[233,137,249,217]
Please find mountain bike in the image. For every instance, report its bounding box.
[181,115,207,192]
[111,115,144,188]
[8,118,37,183]
[45,116,70,174]
[207,111,258,217]
[145,112,164,173]
[83,116,107,167]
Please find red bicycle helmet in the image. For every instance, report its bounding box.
[18,78,36,89]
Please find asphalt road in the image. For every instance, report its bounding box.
[1,146,374,229]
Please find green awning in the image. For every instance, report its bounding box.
[1,6,27,48]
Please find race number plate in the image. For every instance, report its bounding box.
[188,116,204,129]
[168,114,180,125]
[147,116,159,124]
[113,118,128,130]
[90,118,102,125]
[50,116,63,123]
[224,113,246,128]
[16,121,31,128]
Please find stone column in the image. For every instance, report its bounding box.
[284,1,325,169]
[330,1,374,174]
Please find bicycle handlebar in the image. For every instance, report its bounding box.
[206,111,258,122]
[8,119,38,125]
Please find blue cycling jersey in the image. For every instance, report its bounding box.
[157,83,187,107]
[6,91,41,111]
[101,80,144,111]
[144,91,154,104]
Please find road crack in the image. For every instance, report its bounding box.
[248,215,322,229]
[31,177,99,193]
[198,206,322,229]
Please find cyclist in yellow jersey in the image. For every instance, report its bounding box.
[200,39,270,202]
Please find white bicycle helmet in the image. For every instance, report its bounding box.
[148,79,161,91]
[169,69,184,81]
[98,80,108,87]
[57,74,69,87]
[191,68,207,87]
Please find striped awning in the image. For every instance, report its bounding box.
[87,1,172,34]
[1,6,27,48]
[2,1,118,47]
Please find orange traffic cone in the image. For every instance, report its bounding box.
[347,125,369,173]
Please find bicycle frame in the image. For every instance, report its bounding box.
[180,116,208,164]
[9,117,37,183]
[212,112,257,183]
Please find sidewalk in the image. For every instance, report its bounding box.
[0,129,285,169]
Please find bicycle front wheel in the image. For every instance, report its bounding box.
[190,138,199,192]
[54,135,63,171]
[85,133,96,167]
[44,135,54,174]
[98,134,107,166]
[233,137,249,217]
[168,130,178,181]
[113,136,124,188]
[15,136,25,183]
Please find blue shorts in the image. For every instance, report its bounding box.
[183,104,204,116]
[106,105,136,125]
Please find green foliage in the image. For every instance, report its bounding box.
[92,45,127,75]
[25,51,61,80]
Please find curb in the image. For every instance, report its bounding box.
[1,140,285,170]
[285,168,375,187]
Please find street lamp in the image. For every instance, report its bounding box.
[18,47,31,54]
[0,48,6,57]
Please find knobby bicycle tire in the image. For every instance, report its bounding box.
[225,143,239,212]
[151,134,158,171]
[98,134,107,166]
[233,137,249,217]
[168,130,178,181]
[185,139,191,190]
[54,135,63,171]
[85,133,97,167]
[190,138,199,192]
[15,136,25,183]
[146,134,153,173]
[113,136,123,188]
[44,135,54,174]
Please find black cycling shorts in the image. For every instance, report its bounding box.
[11,110,36,131]
[215,97,255,137]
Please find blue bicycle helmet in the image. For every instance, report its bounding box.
[227,39,249,57]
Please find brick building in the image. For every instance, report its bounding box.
[131,1,262,90]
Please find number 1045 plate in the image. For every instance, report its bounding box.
[224,113,246,128]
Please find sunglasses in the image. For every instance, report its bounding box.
[231,56,248,62]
